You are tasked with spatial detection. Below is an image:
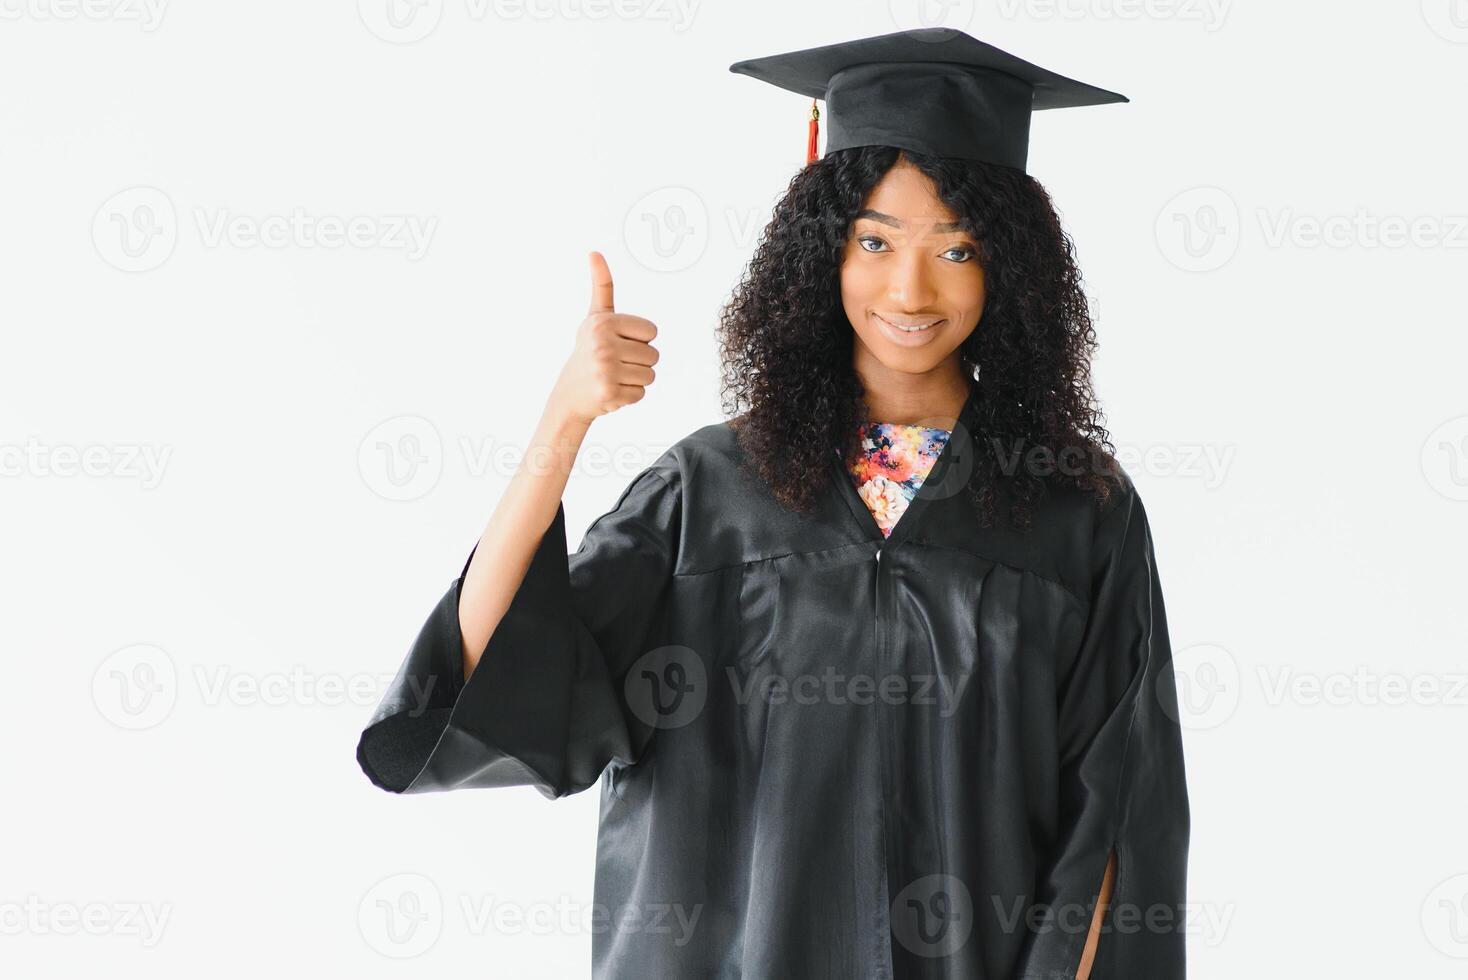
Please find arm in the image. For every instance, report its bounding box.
[458,250,659,682]
[356,250,672,800]
[458,407,588,682]
[1016,479,1190,978]
[1075,849,1117,980]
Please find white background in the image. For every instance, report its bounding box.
[4,0,1467,976]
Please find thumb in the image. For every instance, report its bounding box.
[588,250,615,315]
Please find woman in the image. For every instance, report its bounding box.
[357,30,1189,980]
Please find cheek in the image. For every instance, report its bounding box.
[839,262,875,312]
[956,269,987,319]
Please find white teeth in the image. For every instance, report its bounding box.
[879,315,939,332]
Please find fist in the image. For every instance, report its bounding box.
[549,251,660,427]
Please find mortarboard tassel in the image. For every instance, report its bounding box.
[806,98,820,165]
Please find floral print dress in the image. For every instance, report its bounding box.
[846,420,953,537]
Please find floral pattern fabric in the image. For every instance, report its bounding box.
[846,421,952,537]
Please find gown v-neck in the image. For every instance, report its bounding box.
[843,420,954,540]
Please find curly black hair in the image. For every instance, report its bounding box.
[716,145,1122,531]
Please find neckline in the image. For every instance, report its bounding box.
[859,419,954,434]
[833,393,977,548]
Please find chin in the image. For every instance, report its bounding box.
[869,347,949,375]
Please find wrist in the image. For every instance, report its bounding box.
[538,405,593,445]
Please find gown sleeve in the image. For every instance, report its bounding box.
[1015,480,1191,979]
[355,464,681,801]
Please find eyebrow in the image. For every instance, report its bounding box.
[855,209,967,233]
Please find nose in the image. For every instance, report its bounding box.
[886,247,938,312]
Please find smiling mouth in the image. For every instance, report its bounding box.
[875,313,944,333]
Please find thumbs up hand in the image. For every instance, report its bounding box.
[547,251,661,429]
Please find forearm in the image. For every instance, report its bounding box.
[1075,849,1117,980]
[457,405,591,681]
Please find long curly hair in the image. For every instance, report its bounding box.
[716,145,1122,531]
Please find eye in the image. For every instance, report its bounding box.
[857,235,888,253]
[944,246,977,263]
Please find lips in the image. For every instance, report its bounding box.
[875,313,943,332]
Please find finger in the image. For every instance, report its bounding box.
[612,362,656,387]
[614,383,647,406]
[611,336,659,367]
[610,314,657,343]
[588,250,615,315]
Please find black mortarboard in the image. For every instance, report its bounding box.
[729,28,1128,173]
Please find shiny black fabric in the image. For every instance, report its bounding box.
[356,394,1190,979]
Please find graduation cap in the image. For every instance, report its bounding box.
[729,28,1128,173]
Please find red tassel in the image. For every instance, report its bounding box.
[806,98,820,165]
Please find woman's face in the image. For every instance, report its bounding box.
[839,159,986,377]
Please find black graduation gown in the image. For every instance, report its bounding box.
[356,393,1190,979]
